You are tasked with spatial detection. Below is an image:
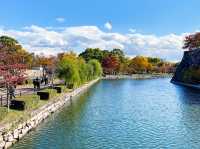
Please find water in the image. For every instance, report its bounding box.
[12,78,200,149]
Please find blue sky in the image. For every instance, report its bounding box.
[0,0,200,61]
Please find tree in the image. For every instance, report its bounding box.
[111,49,125,62]
[102,55,120,74]
[57,56,80,88]
[34,55,56,83]
[78,58,88,83]
[79,48,104,62]
[147,57,163,65]
[57,52,103,87]
[183,32,200,50]
[0,36,27,86]
[129,56,152,73]
[0,36,27,110]
[88,59,102,77]
[0,36,19,52]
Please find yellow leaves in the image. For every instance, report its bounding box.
[129,56,152,72]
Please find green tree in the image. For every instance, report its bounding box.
[0,36,21,53]
[79,48,104,62]
[111,49,125,62]
[147,57,162,65]
[57,57,80,88]
[78,58,88,83]
[88,59,102,78]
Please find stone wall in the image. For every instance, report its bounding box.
[0,79,99,149]
[171,48,200,83]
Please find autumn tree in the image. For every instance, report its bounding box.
[102,55,120,74]
[110,49,125,62]
[183,32,200,50]
[0,36,27,108]
[34,55,57,83]
[129,56,152,73]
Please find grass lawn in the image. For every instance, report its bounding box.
[0,85,71,130]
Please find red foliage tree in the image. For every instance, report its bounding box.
[102,55,120,74]
[0,51,26,87]
[0,36,27,106]
[183,32,200,50]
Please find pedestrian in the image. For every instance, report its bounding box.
[9,85,15,100]
[44,76,48,85]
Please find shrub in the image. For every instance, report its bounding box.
[37,92,50,100]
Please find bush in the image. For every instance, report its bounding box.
[54,86,62,93]
[37,92,50,100]
[16,94,40,110]
[10,100,25,111]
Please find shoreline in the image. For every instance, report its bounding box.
[0,79,100,149]
[171,80,200,89]
[102,73,173,80]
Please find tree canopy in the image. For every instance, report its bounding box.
[129,56,152,73]
[57,52,102,88]
[0,36,26,87]
[183,32,200,50]
[79,48,104,62]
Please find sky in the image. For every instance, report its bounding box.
[1,0,200,61]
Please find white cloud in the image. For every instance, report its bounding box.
[0,25,188,61]
[129,28,136,33]
[56,17,65,23]
[104,22,112,30]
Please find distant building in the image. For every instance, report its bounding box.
[25,66,43,79]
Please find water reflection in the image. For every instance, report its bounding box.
[174,84,200,105]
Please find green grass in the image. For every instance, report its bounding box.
[0,85,71,129]
[0,107,8,121]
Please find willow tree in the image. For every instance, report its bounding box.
[88,59,102,78]
[57,57,80,88]
[78,58,88,83]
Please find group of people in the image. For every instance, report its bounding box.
[33,76,49,90]
[6,75,49,101]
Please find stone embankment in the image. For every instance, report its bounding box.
[0,79,99,149]
[103,74,172,80]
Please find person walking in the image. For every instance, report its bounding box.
[9,85,15,100]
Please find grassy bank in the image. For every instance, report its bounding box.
[0,85,71,130]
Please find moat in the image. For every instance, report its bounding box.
[12,78,200,149]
